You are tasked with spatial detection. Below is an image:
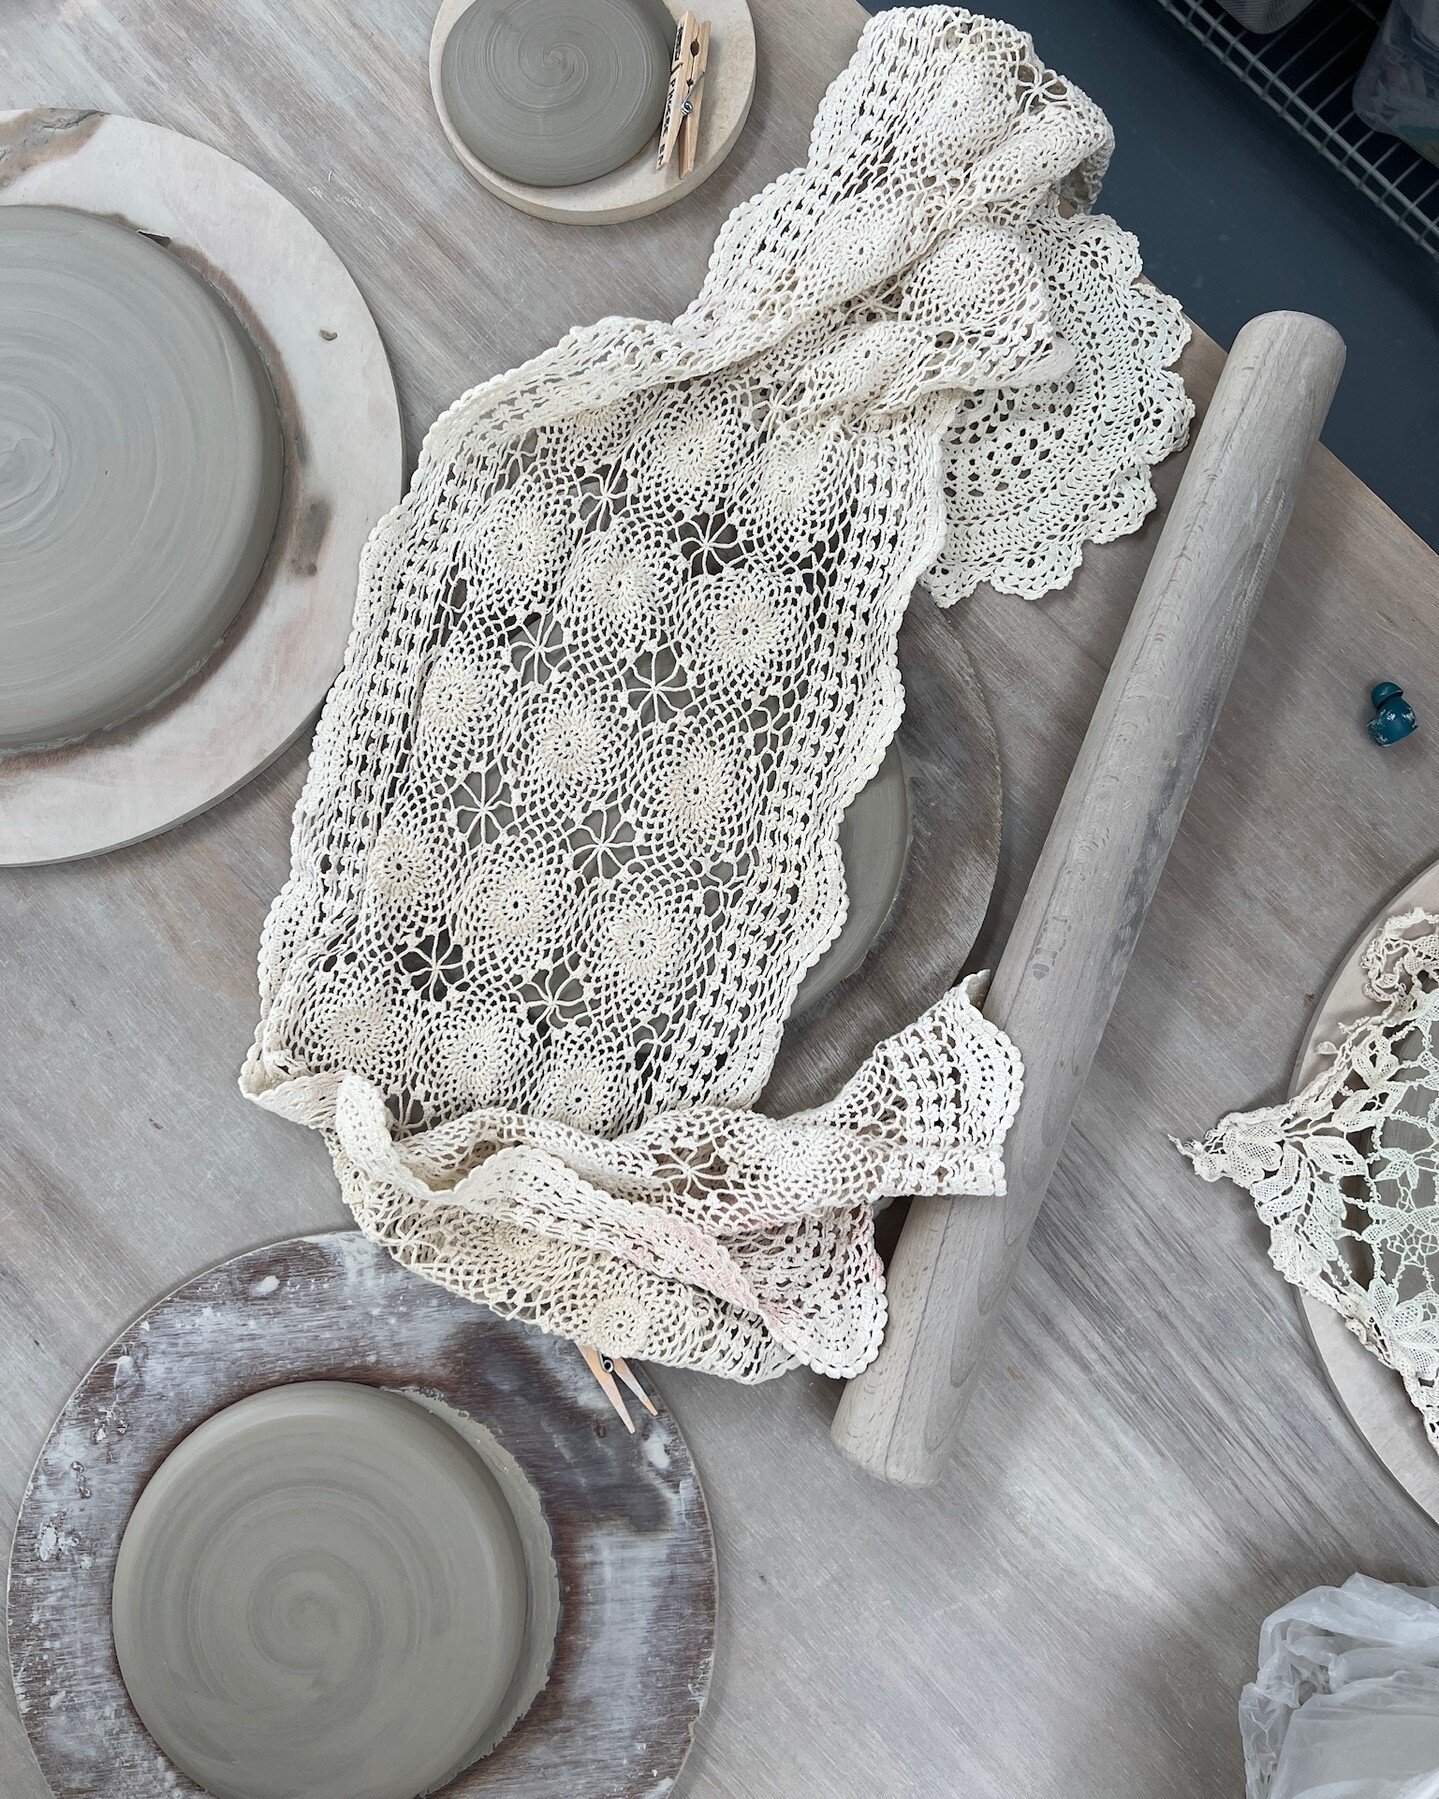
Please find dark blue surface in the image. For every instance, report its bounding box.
[869,0,1439,547]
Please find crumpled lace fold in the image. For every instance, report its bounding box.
[242,7,1188,1378]
[1179,910,1439,1448]
[252,976,1021,1379]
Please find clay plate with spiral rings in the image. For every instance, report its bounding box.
[8,1232,716,1799]
[0,109,402,864]
[0,205,284,757]
[430,0,755,224]
[110,1382,559,1799]
[438,0,675,188]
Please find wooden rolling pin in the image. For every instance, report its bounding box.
[832,311,1345,1486]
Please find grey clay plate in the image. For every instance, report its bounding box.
[111,1381,558,1799]
[439,0,673,188]
[0,205,283,755]
[8,1233,716,1799]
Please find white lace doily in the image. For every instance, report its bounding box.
[1180,911,1439,1447]
[242,7,1190,1381]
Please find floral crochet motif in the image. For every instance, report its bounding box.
[1179,911,1439,1449]
[242,8,1189,1380]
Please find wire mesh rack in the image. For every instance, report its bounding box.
[1153,0,1439,258]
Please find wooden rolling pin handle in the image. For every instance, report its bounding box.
[831,311,1345,1486]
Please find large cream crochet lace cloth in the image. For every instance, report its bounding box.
[242,7,1190,1381]
[1181,912,1439,1450]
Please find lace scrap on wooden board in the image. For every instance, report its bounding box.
[1179,911,1439,1447]
[242,7,1191,1381]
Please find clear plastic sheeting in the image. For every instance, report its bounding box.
[1355,0,1439,167]
[1242,1574,1439,1798]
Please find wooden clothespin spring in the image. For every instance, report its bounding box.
[580,1344,659,1432]
[657,11,711,179]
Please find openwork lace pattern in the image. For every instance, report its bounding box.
[1180,912,1439,1447]
[242,7,1190,1380]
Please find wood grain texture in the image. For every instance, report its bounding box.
[6,3,1439,1796]
[9,1233,715,1799]
[0,109,402,865]
[833,312,1347,1485]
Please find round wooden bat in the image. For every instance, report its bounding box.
[831,311,1346,1486]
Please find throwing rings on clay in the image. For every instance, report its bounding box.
[0,110,403,865]
[8,1232,716,1799]
[439,0,674,187]
[431,0,756,223]
[0,207,284,757]
[111,1383,556,1799]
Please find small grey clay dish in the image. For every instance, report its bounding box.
[0,205,283,756]
[110,1381,559,1799]
[439,0,673,187]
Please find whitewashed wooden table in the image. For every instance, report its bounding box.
[5,2,1439,1794]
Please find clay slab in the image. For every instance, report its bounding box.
[111,1381,555,1799]
[439,0,673,188]
[0,205,284,755]
[0,110,403,864]
[431,0,755,223]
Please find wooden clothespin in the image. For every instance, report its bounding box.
[580,1344,658,1432]
[657,11,710,178]
[678,17,709,178]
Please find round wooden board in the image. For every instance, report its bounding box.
[1292,855,1439,1523]
[766,592,1003,1116]
[0,109,403,865]
[8,1232,716,1799]
[430,0,755,224]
